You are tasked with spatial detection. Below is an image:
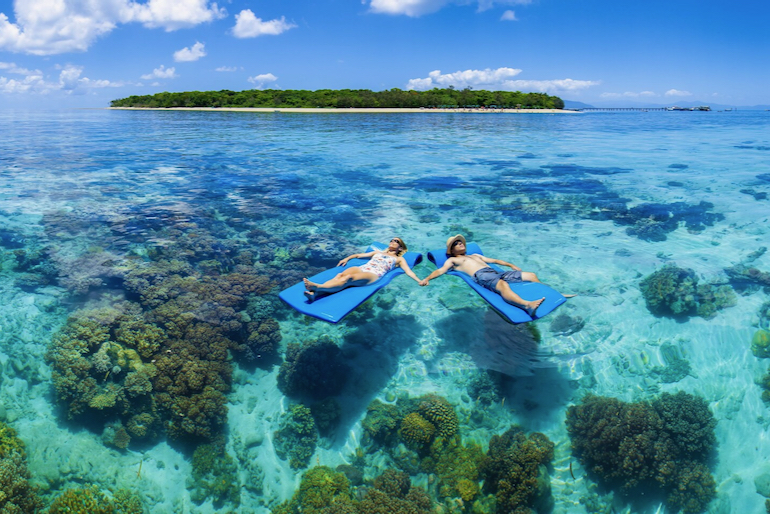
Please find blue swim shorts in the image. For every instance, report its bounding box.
[473,267,522,292]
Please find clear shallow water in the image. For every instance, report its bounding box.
[1,109,770,513]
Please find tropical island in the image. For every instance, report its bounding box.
[110,87,565,110]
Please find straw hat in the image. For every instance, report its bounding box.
[446,234,466,254]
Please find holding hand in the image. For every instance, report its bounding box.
[419,278,430,286]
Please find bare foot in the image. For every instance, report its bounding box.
[303,278,318,292]
[525,297,545,317]
[303,290,315,303]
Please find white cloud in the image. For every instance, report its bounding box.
[232,10,295,38]
[406,68,600,93]
[601,90,658,98]
[141,65,176,80]
[501,10,517,21]
[216,66,238,72]
[407,67,522,89]
[1,63,119,94]
[0,61,38,75]
[247,73,277,88]
[665,88,692,97]
[0,0,225,55]
[368,0,530,17]
[174,41,206,62]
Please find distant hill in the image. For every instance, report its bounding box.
[563,100,595,109]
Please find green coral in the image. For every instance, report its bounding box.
[479,426,555,514]
[114,316,165,358]
[47,485,115,514]
[272,466,351,514]
[273,467,434,514]
[274,405,318,469]
[566,393,717,513]
[639,264,736,319]
[432,441,484,502]
[361,399,401,447]
[398,413,436,452]
[0,423,25,459]
[188,439,241,508]
[0,422,43,514]
[417,394,458,441]
[753,330,770,358]
[666,461,716,514]
[651,343,691,383]
[357,469,433,514]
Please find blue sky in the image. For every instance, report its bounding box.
[1,0,768,108]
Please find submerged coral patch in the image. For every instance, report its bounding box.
[566,392,717,513]
[639,263,736,319]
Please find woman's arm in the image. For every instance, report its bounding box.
[337,250,376,267]
[397,257,422,283]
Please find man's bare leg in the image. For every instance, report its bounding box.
[496,281,545,317]
[521,271,577,298]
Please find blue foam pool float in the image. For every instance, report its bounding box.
[427,242,566,324]
[279,243,423,323]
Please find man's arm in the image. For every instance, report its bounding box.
[419,258,455,286]
[477,254,521,271]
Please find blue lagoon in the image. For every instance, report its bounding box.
[1,109,769,513]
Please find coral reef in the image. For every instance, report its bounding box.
[0,422,43,513]
[753,330,770,358]
[46,293,241,443]
[566,393,717,513]
[274,405,319,469]
[361,399,401,447]
[272,466,351,514]
[188,439,241,508]
[479,426,555,514]
[431,441,484,502]
[277,337,349,400]
[417,394,459,442]
[398,413,436,452]
[46,486,144,513]
[725,263,770,291]
[355,469,433,514]
[310,398,342,438]
[650,343,691,383]
[466,370,502,406]
[272,467,434,514]
[639,264,736,319]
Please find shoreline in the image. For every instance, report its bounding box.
[108,106,577,114]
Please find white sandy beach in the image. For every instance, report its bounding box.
[109,107,577,114]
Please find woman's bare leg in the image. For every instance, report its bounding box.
[303,270,379,302]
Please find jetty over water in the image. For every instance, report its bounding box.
[579,107,667,111]
[579,106,712,112]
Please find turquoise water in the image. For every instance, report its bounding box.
[1,109,769,513]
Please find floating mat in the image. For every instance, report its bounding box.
[279,243,423,323]
[427,242,566,324]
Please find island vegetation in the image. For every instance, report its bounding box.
[110,88,564,110]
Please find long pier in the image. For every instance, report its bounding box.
[579,107,667,111]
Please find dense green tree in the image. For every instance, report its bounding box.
[111,88,564,110]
